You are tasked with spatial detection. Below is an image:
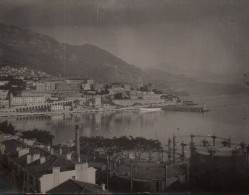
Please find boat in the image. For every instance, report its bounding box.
[162,105,208,113]
[139,107,162,112]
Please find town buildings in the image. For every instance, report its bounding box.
[0,132,104,194]
[47,179,110,194]
[0,66,180,114]
[10,95,47,107]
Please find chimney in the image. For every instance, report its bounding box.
[40,156,46,164]
[59,147,62,155]
[75,125,80,162]
[47,145,51,151]
[27,154,32,164]
[0,145,5,154]
[66,153,72,160]
[50,148,54,155]
[24,139,27,144]
[101,184,106,191]
[26,140,34,146]
[18,148,29,157]
[32,153,40,162]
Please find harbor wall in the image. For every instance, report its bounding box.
[113,99,166,106]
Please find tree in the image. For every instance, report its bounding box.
[0,121,15,135]
[144,139,162,160]
[22,129,55,145]
[78,135,163,161]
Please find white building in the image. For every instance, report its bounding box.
[0,99,9,108]
[39,163,96,193]
[11,96,46,106]
[50,105,63,111]
[0,90,8,100]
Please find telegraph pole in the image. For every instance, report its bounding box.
[190,134,195,158]
[186,158,190,191]
[130,160,133,192]
[173,135,176,164]
[190,134,194,146]
[168,138,171,163]
[106,155,109,190]
[75,125,80,162]
[164,164,168,192]
[211,134,216,147]
[181,141,186,161]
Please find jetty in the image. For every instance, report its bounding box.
[162,104,208,113]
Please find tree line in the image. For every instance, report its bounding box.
[80,136,163,161]
[0,121,54,145]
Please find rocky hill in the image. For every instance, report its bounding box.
[0,23,144,82]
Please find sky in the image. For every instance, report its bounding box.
[0,0,249,81]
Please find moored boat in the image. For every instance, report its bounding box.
[139,107,162,112]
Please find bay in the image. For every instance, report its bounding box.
[1,94,249,146]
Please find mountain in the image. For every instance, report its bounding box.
[0,23,248,97]
[0,23,144,82]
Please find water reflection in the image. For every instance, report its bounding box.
[1,101,249,146]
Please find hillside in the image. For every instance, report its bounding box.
[0,23,248,97]
[0,23,144,82]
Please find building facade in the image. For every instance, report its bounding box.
[10,96,46,106]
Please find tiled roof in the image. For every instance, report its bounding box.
[2,139,25,154]
[3,139,50,167]
[47,179,111,194]
[14,147,50,167]
[27,155,75,178]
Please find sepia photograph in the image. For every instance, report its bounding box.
[0,0,249,194]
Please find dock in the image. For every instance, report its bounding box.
[162,105,208,113]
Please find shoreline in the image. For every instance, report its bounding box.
[0,106,143,118]
[0,103,208,118]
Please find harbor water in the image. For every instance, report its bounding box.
[1,94,249,146]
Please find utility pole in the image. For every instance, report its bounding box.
[130,160,133,192]
[168,138,171,163]
[190,134,195,158]
[75,125,80,162]
[186,158,190,191]
[164,164,168,192]
[173,135,176,164]
[181,141,186,161]
[190,134,194,146]
[106,155,109,190]
[246,145,249,170]
[211,134,216,147]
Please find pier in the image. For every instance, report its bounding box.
[162,105,208,113]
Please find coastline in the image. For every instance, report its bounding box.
[0,106,142,118]
[0,102,208,118]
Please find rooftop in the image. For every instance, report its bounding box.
[47,179,111,194]
[2,139,25,154]
[27,154,75,178]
